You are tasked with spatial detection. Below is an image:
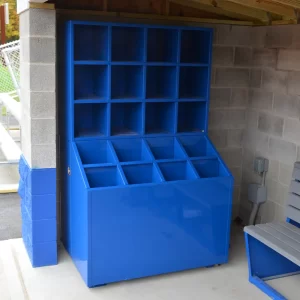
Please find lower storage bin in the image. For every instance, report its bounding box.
[158,161,198,181]
[192,159,220,178]
[179,135,215,158]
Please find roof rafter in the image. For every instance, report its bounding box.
[225,0,296,19]
[269,0,300,9]
[170,0,270,23]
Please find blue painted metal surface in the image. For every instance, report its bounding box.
[18,155,57,267]
[63,20,234,287]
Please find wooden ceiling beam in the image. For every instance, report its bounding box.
[225,0,296,19]
[170,0,269,22]
[269,0,300,9]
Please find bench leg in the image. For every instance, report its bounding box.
[245,232,300,300]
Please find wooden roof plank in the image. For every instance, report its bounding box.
[270,0,300,9]
[170,0,269,22]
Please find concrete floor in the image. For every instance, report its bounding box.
[2,226,293,300]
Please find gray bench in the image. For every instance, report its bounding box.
[244,162,300,300]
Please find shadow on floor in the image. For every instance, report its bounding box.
[0,193,21,240]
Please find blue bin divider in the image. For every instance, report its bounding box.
[192,158,221,178]
[111,138,153,162]
[178,135,216,158]
[158,161,198,182]
[85,166,125,188]
[74,103,108,138]
[74,25,109,61]
[122,163,163,185]
[74,65,108,101]
[76,140,117,165]
[112,26,145,62]
[146,137,186,160]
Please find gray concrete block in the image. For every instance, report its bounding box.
[269,137,297,165]
[210,88,231,108]
[230,88,248,107]
[279,163,294,186]
[231,167,242,185]
[217,25,252,46]
[208,129,227,149]
[28,9,56,37]
[297,146,300,161]
[249,89,273,110]
[258,112,284,137]
[243,130,269,155]
[29,64,56,92]
[250,69,262,88]
[273,93,300,119]
[227,129,243,147]
[277,49,300,71]
[266,160,279,181]
[212,46,234,66]
[22,37,56,64]
[234,47,253,66]
[246,109,258,129]
[251,27,267,48]
[266,26,293,49]
[19,9,29,38]
[30,92,56,118]
[262,69,288,93]
[209,109,246,130]
[283,118,300,143]
[215,68,250,87]
[219,148,242,168]
[287,71,300,95]
[275,203,286,222]
[31,118,56,145]
[260,200,276,223]
[252,48,277,68]
[31,144,56,169]
[20,62,30,91]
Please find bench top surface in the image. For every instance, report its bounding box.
[245,222,300,266]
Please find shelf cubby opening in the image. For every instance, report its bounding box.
[122,163,162,184]
[74,103,107,138]
[147,28,178,63]
[177,102,206,133]
[111,103,142,136]
[180,30,210,64]
[158,161,197,182]
[146,66,177,99]
[146,137,186,160]
[76,140,116,165]
[178,136,215,158]
[85,166,124,188]
[74,65,108,101]
[111,138,152,162]
[145,102,175,134]
[74,25,108,61]
[192,159,221,178]
[111,66,143,99]
[179,67,208,99]
[112,27,144,62]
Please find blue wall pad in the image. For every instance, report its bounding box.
[63,21,234,287]
[18,155,57,267]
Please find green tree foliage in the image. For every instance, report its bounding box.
[0,0,19,41]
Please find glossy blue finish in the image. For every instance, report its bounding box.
[63,20,234,287]
[18,155,57,267]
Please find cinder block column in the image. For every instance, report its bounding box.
[18,7,57,267]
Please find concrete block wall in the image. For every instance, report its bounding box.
[19,8,57,267]
[239,25,300,224]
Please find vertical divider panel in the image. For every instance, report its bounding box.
[142,29,147,135]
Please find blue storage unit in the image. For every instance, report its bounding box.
[63,20,234,288]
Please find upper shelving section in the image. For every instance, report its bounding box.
[68,21,212,140]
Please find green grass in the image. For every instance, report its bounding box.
[0,64,15,93]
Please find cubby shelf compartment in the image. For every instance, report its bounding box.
[192,159,222,179]
[111,103,143,136]
[111,138,152,162]
[74,65,108,101]
[74,103,107,138]
[145,102,175,134]
[74,25,108,61]
[178,102,206,133]
[85,166,125,188]
[179,136,216,158]
[112,27,144,62]
[122,163,162,185]
[158,161,198,182]
[76,140,116,165]
[146,66,177,99]
[181,30,211,64]
[111,66,144,99]
[147,28,178,63]
[179,67,208,99]
[146,137,186,160]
